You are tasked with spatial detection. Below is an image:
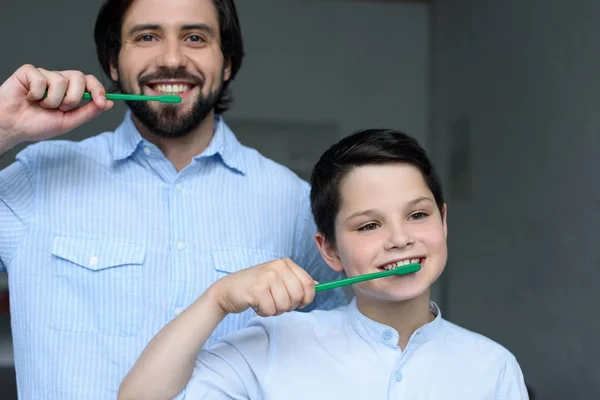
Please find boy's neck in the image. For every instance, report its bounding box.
[356,289,435,350]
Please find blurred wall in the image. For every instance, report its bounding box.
[0,0,432,376]
[432,0,600,397]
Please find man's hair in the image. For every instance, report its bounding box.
[310,129,445,246]
[93,0,245,114]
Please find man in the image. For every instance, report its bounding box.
[0,0,345,398]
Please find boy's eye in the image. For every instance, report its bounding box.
[409,211,429,220]
[358,222,379,231]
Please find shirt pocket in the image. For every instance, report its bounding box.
[206,247,285,345]
[50,234,147,337]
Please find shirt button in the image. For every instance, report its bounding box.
[174,307,184,316]
[143,147,151,155]
[175,184,183,192]
[89,256,99,268]
[382,330,393,340]
[395,371,403,382]
[177,241,187,250]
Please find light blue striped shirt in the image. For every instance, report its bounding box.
[186,298,529,400]
[0,111,346,399]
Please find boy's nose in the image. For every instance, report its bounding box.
[384,225,413,250]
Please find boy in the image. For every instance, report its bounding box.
[119,129,529,400]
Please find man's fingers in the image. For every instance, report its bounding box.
[84,73,108,109]
[16,65,48,101]
[37,69,68,109]
[59,71,87,112]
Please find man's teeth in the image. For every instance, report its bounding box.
[381,258,420,271]
[153,84,191,94]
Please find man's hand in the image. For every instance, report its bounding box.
[0,64,114,153]
[208,258,317,317]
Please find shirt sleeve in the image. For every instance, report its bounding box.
[495,354,529,400]
[183,318,274,400]
[0,150,35,273]
[291,184,347,312]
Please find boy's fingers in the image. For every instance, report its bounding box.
[281,270,306,310]
[269,280,292,315]
[254,293,276,317]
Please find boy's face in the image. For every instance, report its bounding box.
[317,163,447,302]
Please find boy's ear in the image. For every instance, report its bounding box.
[315,232,344,273]
[442,203,448,239]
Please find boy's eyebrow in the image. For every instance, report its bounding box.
[407,196,434,207]
[344,209,379,224]
[343,196,435,223]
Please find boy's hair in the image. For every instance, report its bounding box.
[94,0,245,115]
[310,129,445,246]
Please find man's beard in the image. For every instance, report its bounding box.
[117,68,223,139]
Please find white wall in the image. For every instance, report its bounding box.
[432,0,600,397]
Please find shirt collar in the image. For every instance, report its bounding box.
[193,115,247,174]
[112,111,248,174]
[347,297,443,348]
[112,110,144,162]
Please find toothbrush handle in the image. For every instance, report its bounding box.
[314,263,420,292]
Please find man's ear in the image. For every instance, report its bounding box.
[315,232,344,272]
[223,59,232,82]
[109,57,119,82]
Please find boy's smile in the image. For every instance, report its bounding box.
[318,163,448,304]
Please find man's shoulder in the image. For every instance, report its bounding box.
[235,142,311,191]
[14,130,117,169]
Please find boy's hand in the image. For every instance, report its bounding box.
[0,64,113,153]
[209,258,317,317]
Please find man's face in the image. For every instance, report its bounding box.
[318,163,448,303]
[111,0,231,138]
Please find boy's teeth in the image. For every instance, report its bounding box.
[381,258,421,270]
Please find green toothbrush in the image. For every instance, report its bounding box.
[315,262,421,293]
[43,91,182,103]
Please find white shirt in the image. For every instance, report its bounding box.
[184,298,529,399]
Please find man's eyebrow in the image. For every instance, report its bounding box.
[126,23,217,37]
[181,24,217,37]
[127,24,161,35]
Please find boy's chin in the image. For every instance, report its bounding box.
[358,285,430,304]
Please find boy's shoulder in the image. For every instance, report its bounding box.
[247,305,350,341]
[438,318,519,366]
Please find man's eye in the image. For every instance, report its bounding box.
[138,34,155,42]
[187,35,205,43]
